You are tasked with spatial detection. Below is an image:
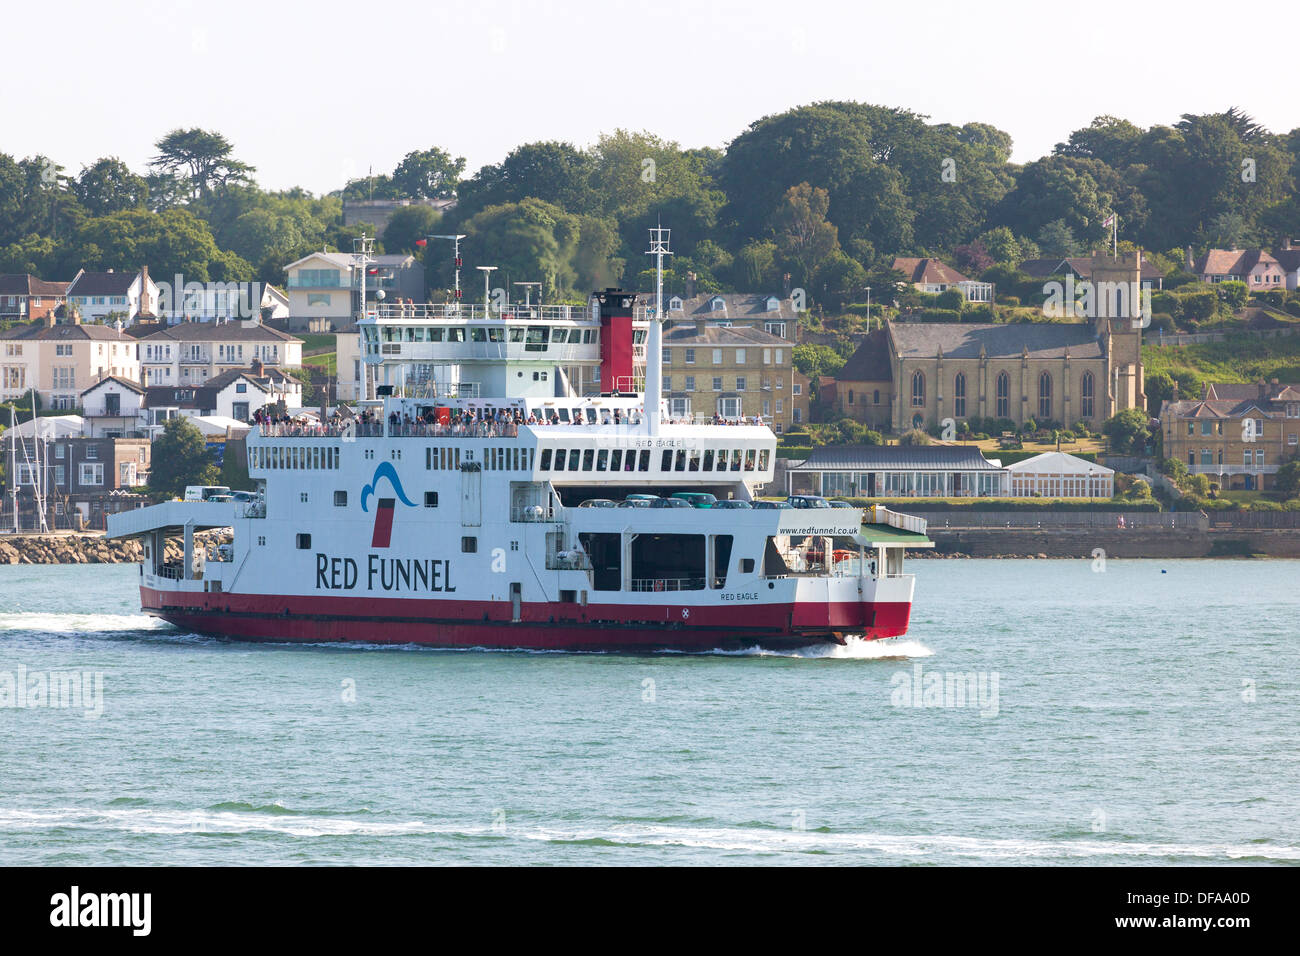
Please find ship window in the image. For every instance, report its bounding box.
[425,492,438,508]
[540,449,552,469]
[461,536,477,553]
[744,450,756,471]
[596,449,608,471]
[471,327,487,342]
[703,450,714,470]
[448,328,465,343]
[558,409,570,422]
[554,449,566,471]
[758,450,770,471]
[713,535,733,588]
[568,449,580,470]
[610,449,622,471]
[488,328,505,343]
[429,328,444,342]
[675,450,686,471]
[334,491,347,507]
[524,326,548,351]
[508,327,525,342]
[740,558,755,574]
[582,449,594,471]
[661,450,673,471]
[296,533,311,550]
[638,450,650,471]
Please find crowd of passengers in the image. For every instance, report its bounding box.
[258,405,768,436]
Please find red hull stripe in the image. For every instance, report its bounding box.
[140,587,912,650]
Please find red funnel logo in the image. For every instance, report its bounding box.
[371,498,396,548]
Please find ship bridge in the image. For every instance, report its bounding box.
[357,298,650,401]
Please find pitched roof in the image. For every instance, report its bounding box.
[1272,248,1300,272]
[838,328,893,382]
[1019,257,1165,281]
[66,270,141,297]
[1005,451,1114,475]
[791,443,1003,471]
[0,274,71,297]
[892,257,971,286]
[80,375,144,396]
[0,321,135,342]
[139,320,301,344]
[887,320,1103,360]
[656,292,797,320]
[662,323,788,346]
[1192,249,1282,277]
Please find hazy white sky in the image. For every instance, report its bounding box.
[3,0,1293,194]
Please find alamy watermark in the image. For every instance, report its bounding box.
[1,666,104,719]
[890,663,999,718]
[155,274,262,321]
[1041,274,1152,329]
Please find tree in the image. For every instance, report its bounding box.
[150,129,255,200]
[75,158,149,216]
[770,183,840,287]
[1276,460,1300,499]
[899,428,931,446]
[381,204,441,254]
[390,147,466,200]
[792,343,846,381]
[1102,408,1151,454]
[457,141,594,219]
[149,418,219,497]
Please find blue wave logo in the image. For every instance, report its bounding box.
[361,461,417,513]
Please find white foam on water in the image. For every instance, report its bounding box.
[707,637,936,660]
[0,612,165,634]
[3,807,1290,862]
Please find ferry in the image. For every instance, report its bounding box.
[107,232,932,651]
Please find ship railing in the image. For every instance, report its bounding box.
[256,421,521,440]
[546,551,592,570]
[629,577,707,592]
[511,505,559,523]
[153,563,186,581]
[236,501,266,519]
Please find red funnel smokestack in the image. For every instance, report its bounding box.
[598,288,636,395]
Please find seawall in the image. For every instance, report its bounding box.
[919,528,1300,559]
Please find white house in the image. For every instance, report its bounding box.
[141,366,301,432]
[65,268,161,324]
[284,251,425,331]
[335,330,363,402]
[137,320,302,387]
[1005,451,1114,498]
[79,376,145,438]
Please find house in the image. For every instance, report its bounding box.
[787,444,1008,498]
[892,258,993,303]
[1159,380,1300,491]
[1,424,149,531]
[79,376,145,437]
[653,292,801,339]
[0,318,142,409]
[660,320,796,430]
[790,370,811,426]
[835,253,1146,432]
[64,267,160,324]
[1272,239,1300,292]
[1191,249,1286,288]
[284,251,426,331]
[1019,256,1166,290]
[0,275,71,322]
[141,364,302,431]
[153,278,291,324]
[135,320,302,387]
[1005,451,1114,498]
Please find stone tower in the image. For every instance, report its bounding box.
[1088,251,1146,416]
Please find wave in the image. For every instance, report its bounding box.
[0,612,165,634]
[698,637,936,660]
[2,807,1291,861]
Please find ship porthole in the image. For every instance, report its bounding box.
[768,582,774,589]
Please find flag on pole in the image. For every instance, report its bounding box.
[1102,213,1116,228]
[414,238,428,247]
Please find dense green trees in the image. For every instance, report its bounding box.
[149,418,219,498]
[1,105,1298,312]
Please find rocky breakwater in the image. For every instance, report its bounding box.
[0,531,231,565]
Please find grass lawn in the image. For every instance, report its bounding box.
[304,352,337,376]
[297,333,337,355]
[955,436,1105,456]
[1144,332,1300,388]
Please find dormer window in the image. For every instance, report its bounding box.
[709,296,726,312]
[669,296,683,311]
[765,296,780,312]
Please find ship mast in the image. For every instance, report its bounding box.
[646,223,671,435]
[353,233,375,400]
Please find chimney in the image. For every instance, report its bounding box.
[685,271,696,300]
[597,288,636,397]
[252,357,264,377]
[782,272,792,297]
[694,318,707,336]
[1171,382,1179,401]
[1185,246,1194,270]
[139,265,150,317]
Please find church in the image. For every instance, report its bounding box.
[831,252,1147,431]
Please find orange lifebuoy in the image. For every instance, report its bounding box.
[833,549,855,563]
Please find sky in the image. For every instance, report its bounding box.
[3,0,1294,195]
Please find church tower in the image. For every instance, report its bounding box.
[1089,251,1146,417]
